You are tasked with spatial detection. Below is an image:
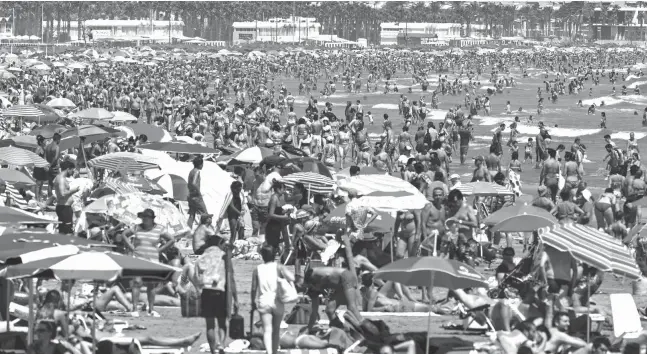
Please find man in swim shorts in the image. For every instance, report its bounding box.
[539,149,560,202]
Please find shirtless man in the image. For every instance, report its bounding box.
[421,187,446,255]
[471,155,491,182]
[446,189,478,233]
[54,160,79,235]
[254,118,270,145]
[305,230,363,327]
[45,133,62,199]
[311,115,323,156]
[563,152,581,192]
[544,311,587,353]
[539,149,560,202]
[372,143,393,174]
[485,146,501,179]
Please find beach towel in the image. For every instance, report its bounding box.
[610,293,642,338]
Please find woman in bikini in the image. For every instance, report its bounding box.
[393,210,418,259]
[594,187,617,230]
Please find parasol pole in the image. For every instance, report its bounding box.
[91,283,98,354]
[425,272,435,354]
[27,278,34,345]
[586,280,590,343]
[307,183,311,205]
[5,281,9,333]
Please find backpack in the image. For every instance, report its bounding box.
[194,246,226,289]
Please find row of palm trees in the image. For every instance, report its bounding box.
[0,1,640,43]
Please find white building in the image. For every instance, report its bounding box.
[232,16,321,44]
[380,22,487,46]
[43,19,184,42]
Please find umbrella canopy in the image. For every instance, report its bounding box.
[2,105,58,122]
[3,251,178,281]
[282,172,335,194]
[152,174,188,201]
[336,166,383,178]
[0,135,38,149]
[0,71,16,80]
[109,111,138,123]
[0,168,35,187]
[139,141,219,154]
[454,182,515,196]
[84,193,188,234]
[61,125,126,148]
[229,146,276,164]
[357,190,429,211]
[0,231,107,248]
[75,108,115,120]
[46,98,76,109]
[374,256,489,288]
[324,202,395,234]
[485,203,557,232]
[280,157,333,179]
[337,174,420,196]
[29,124,67,139]
[0,146,48,167]
[125,124,171,143]
[538,223,641,279]
[87,152,159,172]
[0,244,79,265]
[0,206,57,224]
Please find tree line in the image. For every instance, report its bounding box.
[1,1,638,43]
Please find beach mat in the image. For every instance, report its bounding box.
[223,349,340,354]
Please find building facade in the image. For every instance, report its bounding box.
[232,17,321,44]
[590,5,647,41]
[43,19,184,41]
[380,22,487,46]
[0,17,12,37]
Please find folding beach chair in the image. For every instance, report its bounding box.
[98,337,186,354]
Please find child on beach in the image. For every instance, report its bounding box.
[509,151,522,173]
[505,101,511,114]
[524,138,533,164]
[600,112,607,129]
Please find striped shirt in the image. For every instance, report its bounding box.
[133,224,164,262]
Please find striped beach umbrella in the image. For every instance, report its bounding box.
[282,172,335,194]
[74,108,115,120]
[0,146,48,167]
[3,251,179,281]
[228,146,275,164]
[454,181,515,196]
[2,105,43,118]
[337,174,420,196]
[87,152,159,172]
[0,206,56,224]
[538,223,641,279]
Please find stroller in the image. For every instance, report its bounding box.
[487,246,538,299]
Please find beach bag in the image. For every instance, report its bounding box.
[179,283,201,318]
[276,264,298,304]
[229,310,245,339]
[195,246,226,289]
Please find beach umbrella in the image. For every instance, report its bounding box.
[0,231,107,250]
[152,174,188,201]
[374,257,488,354]
[336,166,383,179]
[0,135,38,149]
[0,206,56,224]
[87,151,159,172]
[279,157,332,178]
[0,244,79,265]
[358,190,429,212]
[3,251,178,281]
[486,203,557,233]
[0,71,16,80]
[139,141,219,154]
[46,98,76,109]
[2,105,46,120]
[75,108,114,120]
[60,125,125,148]
[0,168,35,187]
[67,63,85,70]
[337,174,420,196]
[282,172,335,195]
[0,146,48,167]
[31,104,64,123]
[104,175,166,195]
[5,67,21,72]
[84,193,188,234]
[228,146,276,164]
[51,62,64,67]
[124,124,171,142]
[537,223,641,279]
[109,111,138,123]
[324,202,395,234]
[454,182,515,196]
[29,124,67,139]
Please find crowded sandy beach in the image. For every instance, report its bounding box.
[1,4,647,354]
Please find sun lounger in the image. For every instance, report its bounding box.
[610,293,643,339]
[99,337,185,354]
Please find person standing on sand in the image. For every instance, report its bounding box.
[45,133,61,201]
[540,149,560,202]
[188,157,208,229]
[54,160,79,235]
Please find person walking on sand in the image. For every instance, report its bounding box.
[188,157,208,229]
[54,160,79,235]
